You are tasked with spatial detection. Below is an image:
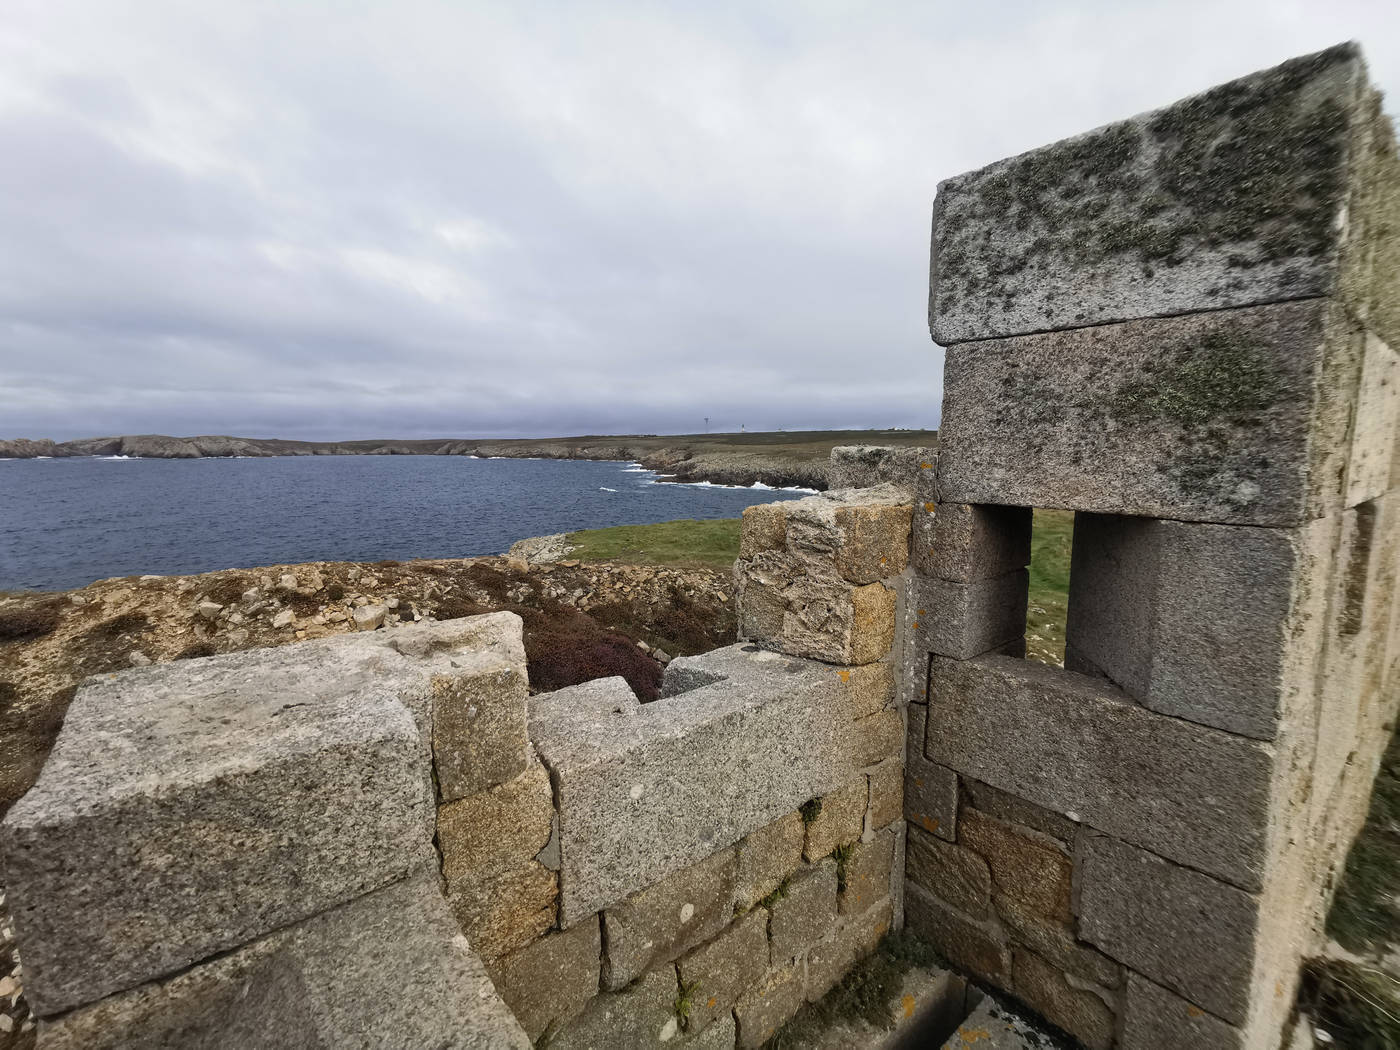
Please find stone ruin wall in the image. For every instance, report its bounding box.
[0,468,925,1049]
[2,42,1399,1050]
[903,42,1400,1050]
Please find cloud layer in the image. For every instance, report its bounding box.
[2,0,1397,440]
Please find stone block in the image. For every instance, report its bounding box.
[678,908,769,1035]
[1120,973,1243,1050]
[770,859,838,963]
[962,778,1078,845]
[546,966,677,1049]
[806,901,890,1008]
[805,897,893,1003]
[740,503,787,558]
[910,571,1028,660]
[936,299,1356,527]
[422,615,531,803]
[1078,834,1259,1025]
[444,859,558,962]
[40,871,529,1050]
[905,750,958,842]
[930,45,1379,344]
[734,960,805,1050]
[804,777,867,861]
[905,826,992,918]
[995,895,1120,990]
[836,660,895,721]
[437,762,555,885]
[924,654,1275,890]
[531,645,858,922]
[905,883,1010,990]
[601,848,737,990]
[1066,514,1329,740]
[829,445,936,491]
[833,503,913,584]
[852,707,903,769]
[841,828,895,916]
[1347,332,1400,507]
[922,504,1032,583]
[958,809,1072,923]
[1,650,436,1016]
[737,551,896,664]
[1011,949,1115,1050]
[735,809,806,911]
[490,918,601,1041]
[866,757,902,831]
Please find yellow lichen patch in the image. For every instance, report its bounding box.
[902,993,917,1018]
[837,669,851,682]
[920,462,934,470]
[1187,1005,1204,1017]
[924,502,936,512]
[957,1028,991,1044]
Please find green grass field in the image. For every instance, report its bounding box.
[565,518,744,571]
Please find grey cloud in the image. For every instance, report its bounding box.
[1,1,1396,441]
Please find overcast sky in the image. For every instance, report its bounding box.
[2,1,1397,441]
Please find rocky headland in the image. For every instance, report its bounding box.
[0,430,939,490]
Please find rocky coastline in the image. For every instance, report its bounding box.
[0,430,939,490]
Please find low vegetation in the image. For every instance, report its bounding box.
[1026,509,1074,666]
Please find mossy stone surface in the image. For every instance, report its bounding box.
[931,44,1372,344]
[936,299,1346,526]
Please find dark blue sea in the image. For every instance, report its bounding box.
[0,455,806,592]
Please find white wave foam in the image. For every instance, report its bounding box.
[599,486,617,492]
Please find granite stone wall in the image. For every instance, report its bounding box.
[908,42,1400,1050]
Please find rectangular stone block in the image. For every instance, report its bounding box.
[805,896,893,1003]
[939,997,1044,1049]
[962,778,1078,845]
[995,895,1120,990]
[930,45,1377,345]
[836,660,895,721]
[769,859,837,963]
[431,644,530,803]
[601,847,736,990]
[678,908,769,1035]
[1066,514,1329,740]
[740,503,788,558]
[1011,949,1115,1050]
[937,300,1356,526]
[737,552,896,664]
[910,571,1028,661]
[40,871,529,1050]
[866,756,902,831]
[734,959,805,1050]
[735,809,805,911]
[852,707,903,769]
[922,503,1032,583]
[443,858,558,962]
[532,646,860,922]
[1078,834,1259,1025]
[490,917,601,1041]
[905,882,1010,990]
[958,809,1072,924]
[829,445,936,491]
[905,825,991,919]
[840,828,895,916]
[905,746,958,842]
[1,649,437,1016]
[803,777,867,861]
[1120,973,1242,1050]
[547,966,675,1049]
[924,655,1276,890]
[1347,332,1400,507]
[437,762,555,885]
